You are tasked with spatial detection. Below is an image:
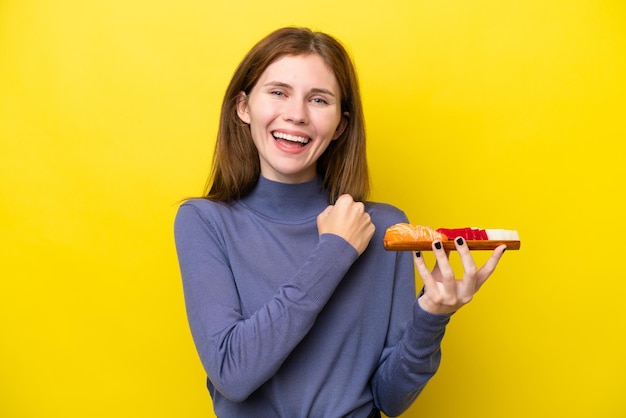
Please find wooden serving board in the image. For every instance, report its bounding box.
[384,240,521,251]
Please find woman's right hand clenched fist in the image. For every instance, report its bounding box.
[317,194,375,256]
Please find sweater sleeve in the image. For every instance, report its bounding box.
[173,203,359,402]
[371,248,452,417]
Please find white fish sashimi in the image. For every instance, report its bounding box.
[485,229,520,240]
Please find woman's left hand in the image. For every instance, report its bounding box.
[413,237,506,315]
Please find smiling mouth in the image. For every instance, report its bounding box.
[272,131,310,147]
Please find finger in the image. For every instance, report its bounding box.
[319,205,333,217]
[475,244,507,289]
[431,240,457,293]
[454,236,478,279]
[431,246,450,279]
[452,236,484,302]
[334,194,355,208]
[413,251,437,290]
[332,194,365,221]
[316,205,335,234]
[431,241,453,277]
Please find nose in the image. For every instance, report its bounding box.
[283,98,308,124]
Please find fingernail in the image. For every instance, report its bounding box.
[415,251,421,258]
[434,241,442,250]
[456,237,464,246]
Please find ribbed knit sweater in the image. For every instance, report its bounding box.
[174,176,450,417]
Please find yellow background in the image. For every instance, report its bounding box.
[1,1,625,417]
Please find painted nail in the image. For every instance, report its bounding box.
[415,251,421,258]
[434,241,442,250]
[456,237,464,246]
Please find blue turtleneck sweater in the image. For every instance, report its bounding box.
[174,176,450,417]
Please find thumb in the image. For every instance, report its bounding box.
[318,204,334,219]
[317,204,334,233]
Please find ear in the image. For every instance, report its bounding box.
[236,91,250,124]
[332,112,349,140]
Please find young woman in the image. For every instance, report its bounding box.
[174,27,506,418]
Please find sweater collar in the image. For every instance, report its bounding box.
[240,176,330,222]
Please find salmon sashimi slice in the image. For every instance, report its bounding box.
[383,223,448,245]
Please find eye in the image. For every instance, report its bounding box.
[311,97,329,105]
[270,90,285,97]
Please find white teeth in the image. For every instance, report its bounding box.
[272,132,309,144]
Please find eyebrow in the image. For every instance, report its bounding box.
[262,81,336,97]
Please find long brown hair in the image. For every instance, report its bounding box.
[204,27,369,204]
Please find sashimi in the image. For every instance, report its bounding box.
[383,223,447,245]
[383,223,520,251]
[437,227,519,241]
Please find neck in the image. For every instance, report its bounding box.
[240,176,329,222]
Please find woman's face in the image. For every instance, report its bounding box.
[237,54,347,184]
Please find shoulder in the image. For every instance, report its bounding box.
[177,197,236,214]
[175,198,235,229]
[365,201,409,229]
